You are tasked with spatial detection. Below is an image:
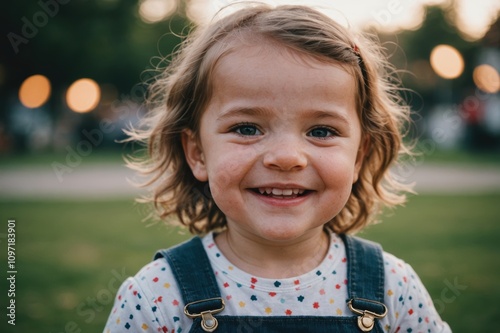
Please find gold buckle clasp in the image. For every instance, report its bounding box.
[348,298,387,332]
[184,297,225,332]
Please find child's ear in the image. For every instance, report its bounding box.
[181,129,208,182]
[353,136,370,184]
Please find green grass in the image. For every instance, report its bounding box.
[0,194,499,332]
[412,147,500,166]
[0,150,127,168]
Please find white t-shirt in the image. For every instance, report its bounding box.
[104,232,451,332]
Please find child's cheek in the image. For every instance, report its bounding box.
[208,175,238,215]
[207,159,240,199]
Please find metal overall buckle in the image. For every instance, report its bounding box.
[348,298,388,332]
[184,297,225,332]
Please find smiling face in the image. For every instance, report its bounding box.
[183,41,365,245]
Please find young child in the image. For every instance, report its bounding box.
[105,4,451,333]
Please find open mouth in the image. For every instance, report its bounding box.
[251,187,311,199]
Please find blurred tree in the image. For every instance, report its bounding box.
[1,0,189,128]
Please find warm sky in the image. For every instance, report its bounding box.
[182,0,500,40]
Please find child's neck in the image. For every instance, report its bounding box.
[214,229,329,279]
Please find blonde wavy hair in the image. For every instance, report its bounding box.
[127,4,413,235]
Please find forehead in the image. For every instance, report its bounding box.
[212,33,354,76]
[208,38,357,108]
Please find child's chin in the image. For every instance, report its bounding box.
[256,226,317,243]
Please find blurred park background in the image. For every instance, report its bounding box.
[1,0,500,332]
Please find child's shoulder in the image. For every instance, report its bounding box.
[346,235,416,282]
[120,257,183,307]
[381,250,411,275]
[378,250,451,332]
[362,241,429,301]
[342,235,424,298]
[103,254,188,332]
[381,250,424,292]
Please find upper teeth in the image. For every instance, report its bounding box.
[258,188,305,195]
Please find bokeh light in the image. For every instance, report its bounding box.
[189,0,500,38]
[139,0,177,24]
[66,78,101,113]
[473,64,500,94]
[19,74,51,108]
[430,44,465,79]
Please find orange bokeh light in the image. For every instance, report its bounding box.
[19,74,51,108]
[430,45,464,79]
[66,78,101,113]
[473,64,500,94]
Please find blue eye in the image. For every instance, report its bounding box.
[308,127,336,138]
[232,124,261,136]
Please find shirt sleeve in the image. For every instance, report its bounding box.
[103,277,164,333]
[103,260,188,333]
[380,252,452,333]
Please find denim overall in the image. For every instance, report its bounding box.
[154,234,387,332]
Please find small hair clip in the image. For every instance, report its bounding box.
[352,44,360,56]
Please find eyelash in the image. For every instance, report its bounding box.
[307,126,339,139]
[229,123,339,139]
[229,122,262,136]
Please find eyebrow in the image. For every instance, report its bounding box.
[307,110,351,126]
[217,107,351,126]
[216,107,271,121]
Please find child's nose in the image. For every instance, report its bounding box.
[262,136,308,171]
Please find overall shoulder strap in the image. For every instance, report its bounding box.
[155,237,225,331]
[154,237,222,305]
[341,234,385,303]
[341,234,387,331]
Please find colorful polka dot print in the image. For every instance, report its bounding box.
[103,232,451,333]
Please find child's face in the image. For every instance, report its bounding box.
[183,41,365,243]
